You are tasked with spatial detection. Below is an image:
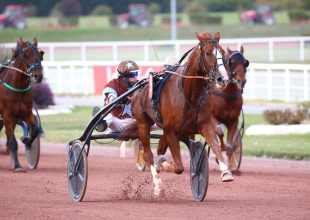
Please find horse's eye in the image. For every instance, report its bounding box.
[206,52,211,56]
[40,51,44,61]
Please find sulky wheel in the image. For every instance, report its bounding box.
[189,141,209,202]
[231,129,243,172]
[133,140,145,172]
[25,135,40,169]
[67,141,88,202]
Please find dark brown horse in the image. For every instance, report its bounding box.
[121,31,224,196]
[157,46,249,182]
[0,38,44,171]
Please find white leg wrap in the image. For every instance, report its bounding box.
[150,165,165,197]
[219,161,228,172]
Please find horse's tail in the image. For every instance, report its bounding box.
[118,121,139,141]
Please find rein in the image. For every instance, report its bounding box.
[0,64,32,77]
[165,70,210,80]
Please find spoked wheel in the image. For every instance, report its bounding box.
[25,135,40,169]
[133,140,145,172]
[189,141,209,202]
[67,141,88,202]
[231,129,243,172]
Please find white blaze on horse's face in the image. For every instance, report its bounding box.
[214,49,228,80]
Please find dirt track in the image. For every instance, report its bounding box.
[0,141,310,220]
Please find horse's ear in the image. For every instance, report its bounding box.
[195,32,203,42]
[227,47,233,54]
[17,37,22,47]
[214,32,220,43]
[240,45,244,54]
[33,38,38,46]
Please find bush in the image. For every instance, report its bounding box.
[149,3,160,14]
[161,14,182,24]
[189,13,222,25]
[91,5,112,16]
[59,0,81,17]
[31,83,55,109]
[263,107,306,125]
[184,2,206,13]
[288,10,309,22]
[58,16,79,26]
[298,102,310,119]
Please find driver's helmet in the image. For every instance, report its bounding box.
[117,60,140,78]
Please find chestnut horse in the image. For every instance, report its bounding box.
[121,31,224,196]
[0,38,44,171]
[157,46,249,182]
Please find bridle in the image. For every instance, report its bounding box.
[198,39,222,78]
[225,51,247,82]
[15,42,44,78]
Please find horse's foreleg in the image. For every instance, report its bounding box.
[138,123,153,166]
[165,133,184,174]
[138,123,165,197]
[4,120,23,171]
[201,122,233,182]
[23,114,40,149]
[215,124,226,151]
[150,164,165,198]
[226,123,238,171]
[156,135,175,173]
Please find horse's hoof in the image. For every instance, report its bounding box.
[231,169,242,176]
[13,167,26,173]
[154,185,165,198]
[154,155,167,172]
[221,169,234,182]
[174,167,184,175]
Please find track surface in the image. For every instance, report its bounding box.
[0,141,309,220]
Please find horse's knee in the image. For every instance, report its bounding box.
[226,143,234,156]
[157,144,168,155]
[143,150,154,165]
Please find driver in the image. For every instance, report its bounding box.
[93,60,140,133]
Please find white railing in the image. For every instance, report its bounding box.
[2,36,310,63]
[42,61,310,102]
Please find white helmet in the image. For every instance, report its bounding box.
[163,56,178,67]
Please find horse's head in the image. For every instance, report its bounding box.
[11,38,44,83]
[225,46,249,89]
[194,31,222,77]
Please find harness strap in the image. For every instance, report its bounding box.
[0,64,32,77]
[0,80,31,92]
[208,89,242,99]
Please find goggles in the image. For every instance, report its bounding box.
[127,71,139,78]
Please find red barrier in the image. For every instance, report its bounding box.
[93,64,163,95]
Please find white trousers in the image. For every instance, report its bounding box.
[105,113,160,133]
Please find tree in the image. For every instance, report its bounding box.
[59,0,81,17]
